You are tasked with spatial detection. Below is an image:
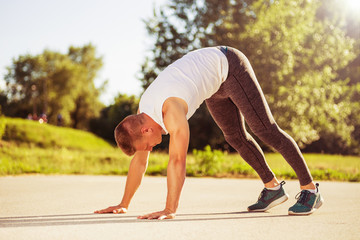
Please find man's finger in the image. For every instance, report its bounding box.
[94,209,105,214]
[159,213,175,220]
[165,213,175,219]
[113,208,127,214]
[140,214,153,219]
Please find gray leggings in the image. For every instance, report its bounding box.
[206,47,312,186]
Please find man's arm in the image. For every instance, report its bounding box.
[94,150,150,214]
[138,97,189,220]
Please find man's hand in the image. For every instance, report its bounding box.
[138,209,175,220]
[94,204,128,214]
[94,151,149,215]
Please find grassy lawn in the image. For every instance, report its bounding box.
[259,153,360,182]
[1,117,111,151]
[1,142,359,182]
[1,117,359,181]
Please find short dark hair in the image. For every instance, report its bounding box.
[114,114,144,156]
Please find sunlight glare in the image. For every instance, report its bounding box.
[344,0,360,13]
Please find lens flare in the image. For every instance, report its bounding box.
[345,0,360,13]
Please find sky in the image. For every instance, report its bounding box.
[0,0,167,105]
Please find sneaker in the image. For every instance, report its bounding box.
[288,183,324,215]
[248,181,289,212]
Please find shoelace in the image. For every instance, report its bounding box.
[258,181,285,200]
[295,190,310,204]
[295,183,320,204]
[258,189,268,200]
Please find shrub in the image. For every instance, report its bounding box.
[192,145,225,176]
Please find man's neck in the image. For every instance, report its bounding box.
[142,113,163,133]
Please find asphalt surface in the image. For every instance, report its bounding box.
[0,175,359,240]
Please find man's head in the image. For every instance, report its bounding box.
[114,113,162,156]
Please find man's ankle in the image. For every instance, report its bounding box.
[264,177,280,188]
[300,181,316,190]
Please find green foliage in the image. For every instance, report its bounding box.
[0,116,5,139]
[1,141,359,182]
[89,94,139,143]
[3,44,105,130]
[146,153,169,176]
[68,45,105,129]
[0,145,129,175]
[188,103,225,150]
[191,145,226,176]
[2,117,112,151]
[0,118,359,180]
[140,0,360,155]
[244,0,356,146]
[108,94,139,122]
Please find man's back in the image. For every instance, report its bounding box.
[139,47,228,133]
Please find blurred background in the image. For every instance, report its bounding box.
[1,0,359,155]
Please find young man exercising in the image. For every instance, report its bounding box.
[95,46,324,219]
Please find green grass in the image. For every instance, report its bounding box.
[185,146,360,182]
[0,144,129,175]
[0,117,359,181]
[264,153,360,182]
[2,117,112,151]
[1,142,359,182]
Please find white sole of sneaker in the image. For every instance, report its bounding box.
[248,193,289,212]
[288,196,324,216]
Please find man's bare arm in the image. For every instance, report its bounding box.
[94,150,150,214]
[138,97,189,220]
[164,117,189,213]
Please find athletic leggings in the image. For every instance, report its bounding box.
[205,46,313,186]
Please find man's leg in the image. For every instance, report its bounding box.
[222,47,313,186]
[206,95,289,211]
[215,46,323,214]
[205,96,275,184]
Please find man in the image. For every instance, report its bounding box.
[95,46,324,219]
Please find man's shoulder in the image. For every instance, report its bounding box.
[163,97,188,116]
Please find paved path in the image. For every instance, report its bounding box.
[0,176,359,240]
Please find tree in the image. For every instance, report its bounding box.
[188,103,226,150]
[89,94,139,143]
[140,0,359,154]
[3,44,105,129]
[311,0,360,154]
[237,0,357,153]
[108,94,139,123]
[68,45,105,129]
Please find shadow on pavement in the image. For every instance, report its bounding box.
[0,211,290,228]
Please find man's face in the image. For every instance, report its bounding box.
[134,127,162,152]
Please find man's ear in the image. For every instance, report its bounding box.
[141,127,153,134]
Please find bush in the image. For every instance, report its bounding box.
[0,116,6,139]
[192,145,225,176]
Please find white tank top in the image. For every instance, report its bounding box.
[139,47,229,134]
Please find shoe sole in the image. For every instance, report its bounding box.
[248,193,289,212]
[288,196,324,216]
